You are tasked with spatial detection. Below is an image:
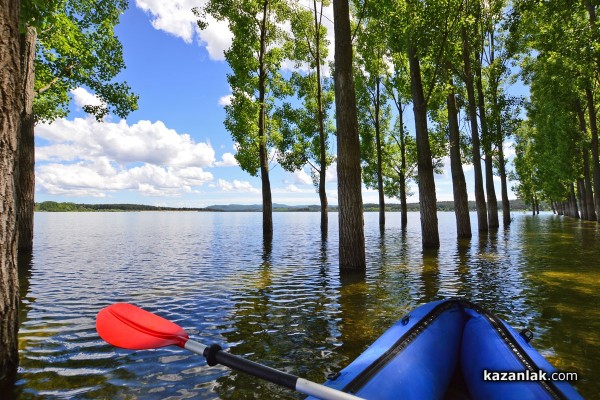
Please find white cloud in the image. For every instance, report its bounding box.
[36,117,215,167]
[135,0,198,43]
[217,179,259,193]
[135,0,332,71]
[218,94,233,106]
[291,169,313,185]
[71,87,105,109]
[35,116,216,197]
[135,0,232,60]
[215,152,238,167]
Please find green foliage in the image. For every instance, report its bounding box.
[29,0,138,123]
[196,0,292,176]
[273,1,334,185]
[509,0,599,204]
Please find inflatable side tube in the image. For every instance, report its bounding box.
[461,304,583,400]
[308,299,464,399]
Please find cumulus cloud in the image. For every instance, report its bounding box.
[71,87,105,109]
[35,115,216,197]
[218,94,233,107]
[215,152,238,167]
[291,169,313,185]
[36,117,215,167]
[135,0,332,70]
[217,179,259,193]
[135,0,232,60]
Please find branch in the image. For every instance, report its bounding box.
[35,76,60,95]
[351,0,368,43]
[307,158,320,173]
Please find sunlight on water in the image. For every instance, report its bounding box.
[9,212,600,399]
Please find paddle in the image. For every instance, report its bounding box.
[96,303,364,400]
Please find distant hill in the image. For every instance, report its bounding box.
[35,199,539,212]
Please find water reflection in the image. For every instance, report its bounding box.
[11,212,600,399]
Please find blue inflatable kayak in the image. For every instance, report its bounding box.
[309,298,582,399]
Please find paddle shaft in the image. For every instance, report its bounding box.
[184,340,363,400]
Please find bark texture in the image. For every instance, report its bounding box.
[313,0,328,233]
[408,45,439,248]
[474,57,499,229]
[17,27,36,253]
[0,0,22,386]
[333,0,365,271]
[446,75,472,238]
[585,85,600,221]
[462,27,488,233]
[258,0,273,240]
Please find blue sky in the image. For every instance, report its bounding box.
[34,1,521,207]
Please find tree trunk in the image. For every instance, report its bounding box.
[408,44,439,248]
[551,201,556,214]
[446,73,471,238]
[0,0,22,386]
[462,27,488,233]
[17,27,36,254]
[333,0,365,271]
[583,146,597,220]
[474,55,499,229]
[374,78,385,229]
[399,108,408,229]
[489,30,510,227]
[585,85,600,221]
[578,178,588,220]
[258,0,273,241]
[570,183,579,219]
[313,0,328,234]
[576,100,597,221]
[497,134,511,227]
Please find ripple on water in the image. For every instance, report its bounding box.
[12,212,600,399]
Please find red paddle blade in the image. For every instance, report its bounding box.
[96,303,189,350]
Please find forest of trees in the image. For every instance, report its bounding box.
[195,0,600,262]
[2,0,600,387]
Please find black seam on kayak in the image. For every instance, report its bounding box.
[341,298,568,400]
[467,301,566,400]
[341,299,461,394]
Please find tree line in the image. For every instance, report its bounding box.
[194,0,554,269]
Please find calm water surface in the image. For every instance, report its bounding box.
[10,211,600,399]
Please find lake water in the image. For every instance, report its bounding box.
[9,211,600,399]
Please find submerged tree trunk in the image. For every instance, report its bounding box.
[474,56,499,229]
[583,147,597,220]
[462,27,488,233]
[497,135,511,227]
[0,0,22,386]
[585,85,600,221]
[399,108,408,229]
[258,0,273,241]
[333,0,365,271]
[17,27,36,254]
[489,31,510,227]
[576,100,597,221]
[313,0,328,234]
[570,183,580,219]
[578,178,588,220]
[446,73,471,238]
[374,78,385,230]
[408,44,439,248]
